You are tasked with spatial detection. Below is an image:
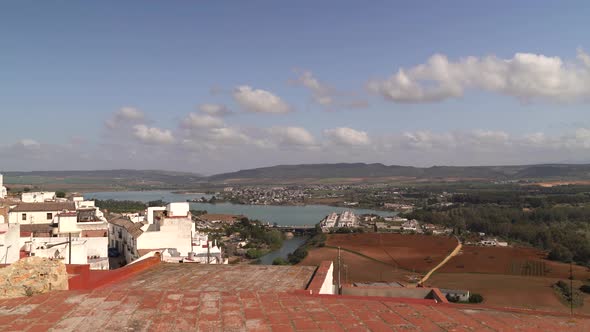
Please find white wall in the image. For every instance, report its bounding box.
[319,262,335,295]
[19,236,108,266]
[22,192,56,203]
[146,206,166,224]
[9,210,58,224]
[167,202,189,217]
[137,218,193,256]
[0,173,6,199]
[0,223,20,264]
[57,214,79,234]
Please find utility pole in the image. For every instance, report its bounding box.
[337,246,341,294]
[68,233,72,264]
[207,240,210,264]
[570,261,574,315]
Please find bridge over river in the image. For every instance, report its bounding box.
[272,224,317,234]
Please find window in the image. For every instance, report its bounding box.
[21,213,27,221]
[47,213,53,220]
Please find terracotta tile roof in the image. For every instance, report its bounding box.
[198,213,240,223]
[107,263,317,293]
[108,216,144,238]
[1,263,589,331]
[19,223,54,234]
[0,285,588,331]
[10,202,75,212]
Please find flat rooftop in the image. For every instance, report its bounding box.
[1,262,590,331]
[107,263,317,293]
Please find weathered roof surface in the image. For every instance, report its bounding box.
[0,285,589,331]
[1,262,590,331]
[198,213,240,223]
[108,216,144,237]
[19,224,54,234]
[10,202,75,212]
[107,263,317,293]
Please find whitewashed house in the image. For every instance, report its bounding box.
[21,191,57,203]
[0,174,7,199]
[109,202,225,265]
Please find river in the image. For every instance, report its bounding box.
[257,236,309,265]
[84,191,396,226]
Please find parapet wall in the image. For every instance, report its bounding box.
[306,261,334,295]
[68,254,161,290]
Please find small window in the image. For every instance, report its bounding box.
[21,213,27,221]
[47,213,53,220]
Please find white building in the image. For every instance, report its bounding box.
[8,199,109,269]
[109,202,225,265]
[8,202,76,225]
[21,191,57,203]
[0,173,7,199]
[401,219,420,232]
[320,210,359,232]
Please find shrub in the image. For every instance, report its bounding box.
[468,293,484,303]
[580,285,590,294]
[245,248,265,259]
[288,247,308,264]
[446,294,460,303]
[272,257,289,265]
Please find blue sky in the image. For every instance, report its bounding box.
[1,1,590,173]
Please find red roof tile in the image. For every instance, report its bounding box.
[1,262,590,331]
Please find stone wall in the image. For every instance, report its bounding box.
[0,257,68,299]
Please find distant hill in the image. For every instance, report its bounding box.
[207,163,590,183]
[3,169,204,190]
[4,164,590,189]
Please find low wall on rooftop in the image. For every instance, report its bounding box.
[68,255,161,290]
[306,261,334,295]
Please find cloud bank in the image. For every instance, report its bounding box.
[368,49,590,103]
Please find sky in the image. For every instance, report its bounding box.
[1,1,590,174]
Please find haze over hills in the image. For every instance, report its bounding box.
[3,169,204,190]
[3,164,590,189]
[207,163,590,183]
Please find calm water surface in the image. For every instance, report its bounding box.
[85,191,395,226]
[258,236,309,265]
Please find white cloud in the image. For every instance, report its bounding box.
[233,85,291,113]
[324,127,370,146]
[106,107,145,128]
[198,103,232,117]
[133,124,175,145]
[18,139,41,149]
[269,126,316,147]
[368,49,590,103]
[293,70,369,110]
[182,113,225,129]
[118,107,144,120]
[294,70,333,105]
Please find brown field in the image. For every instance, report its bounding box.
[439,245,590,280]
[531,180,590,187]
[428,273,590,315]
[326,233,458,273]
[299,247,419,284]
